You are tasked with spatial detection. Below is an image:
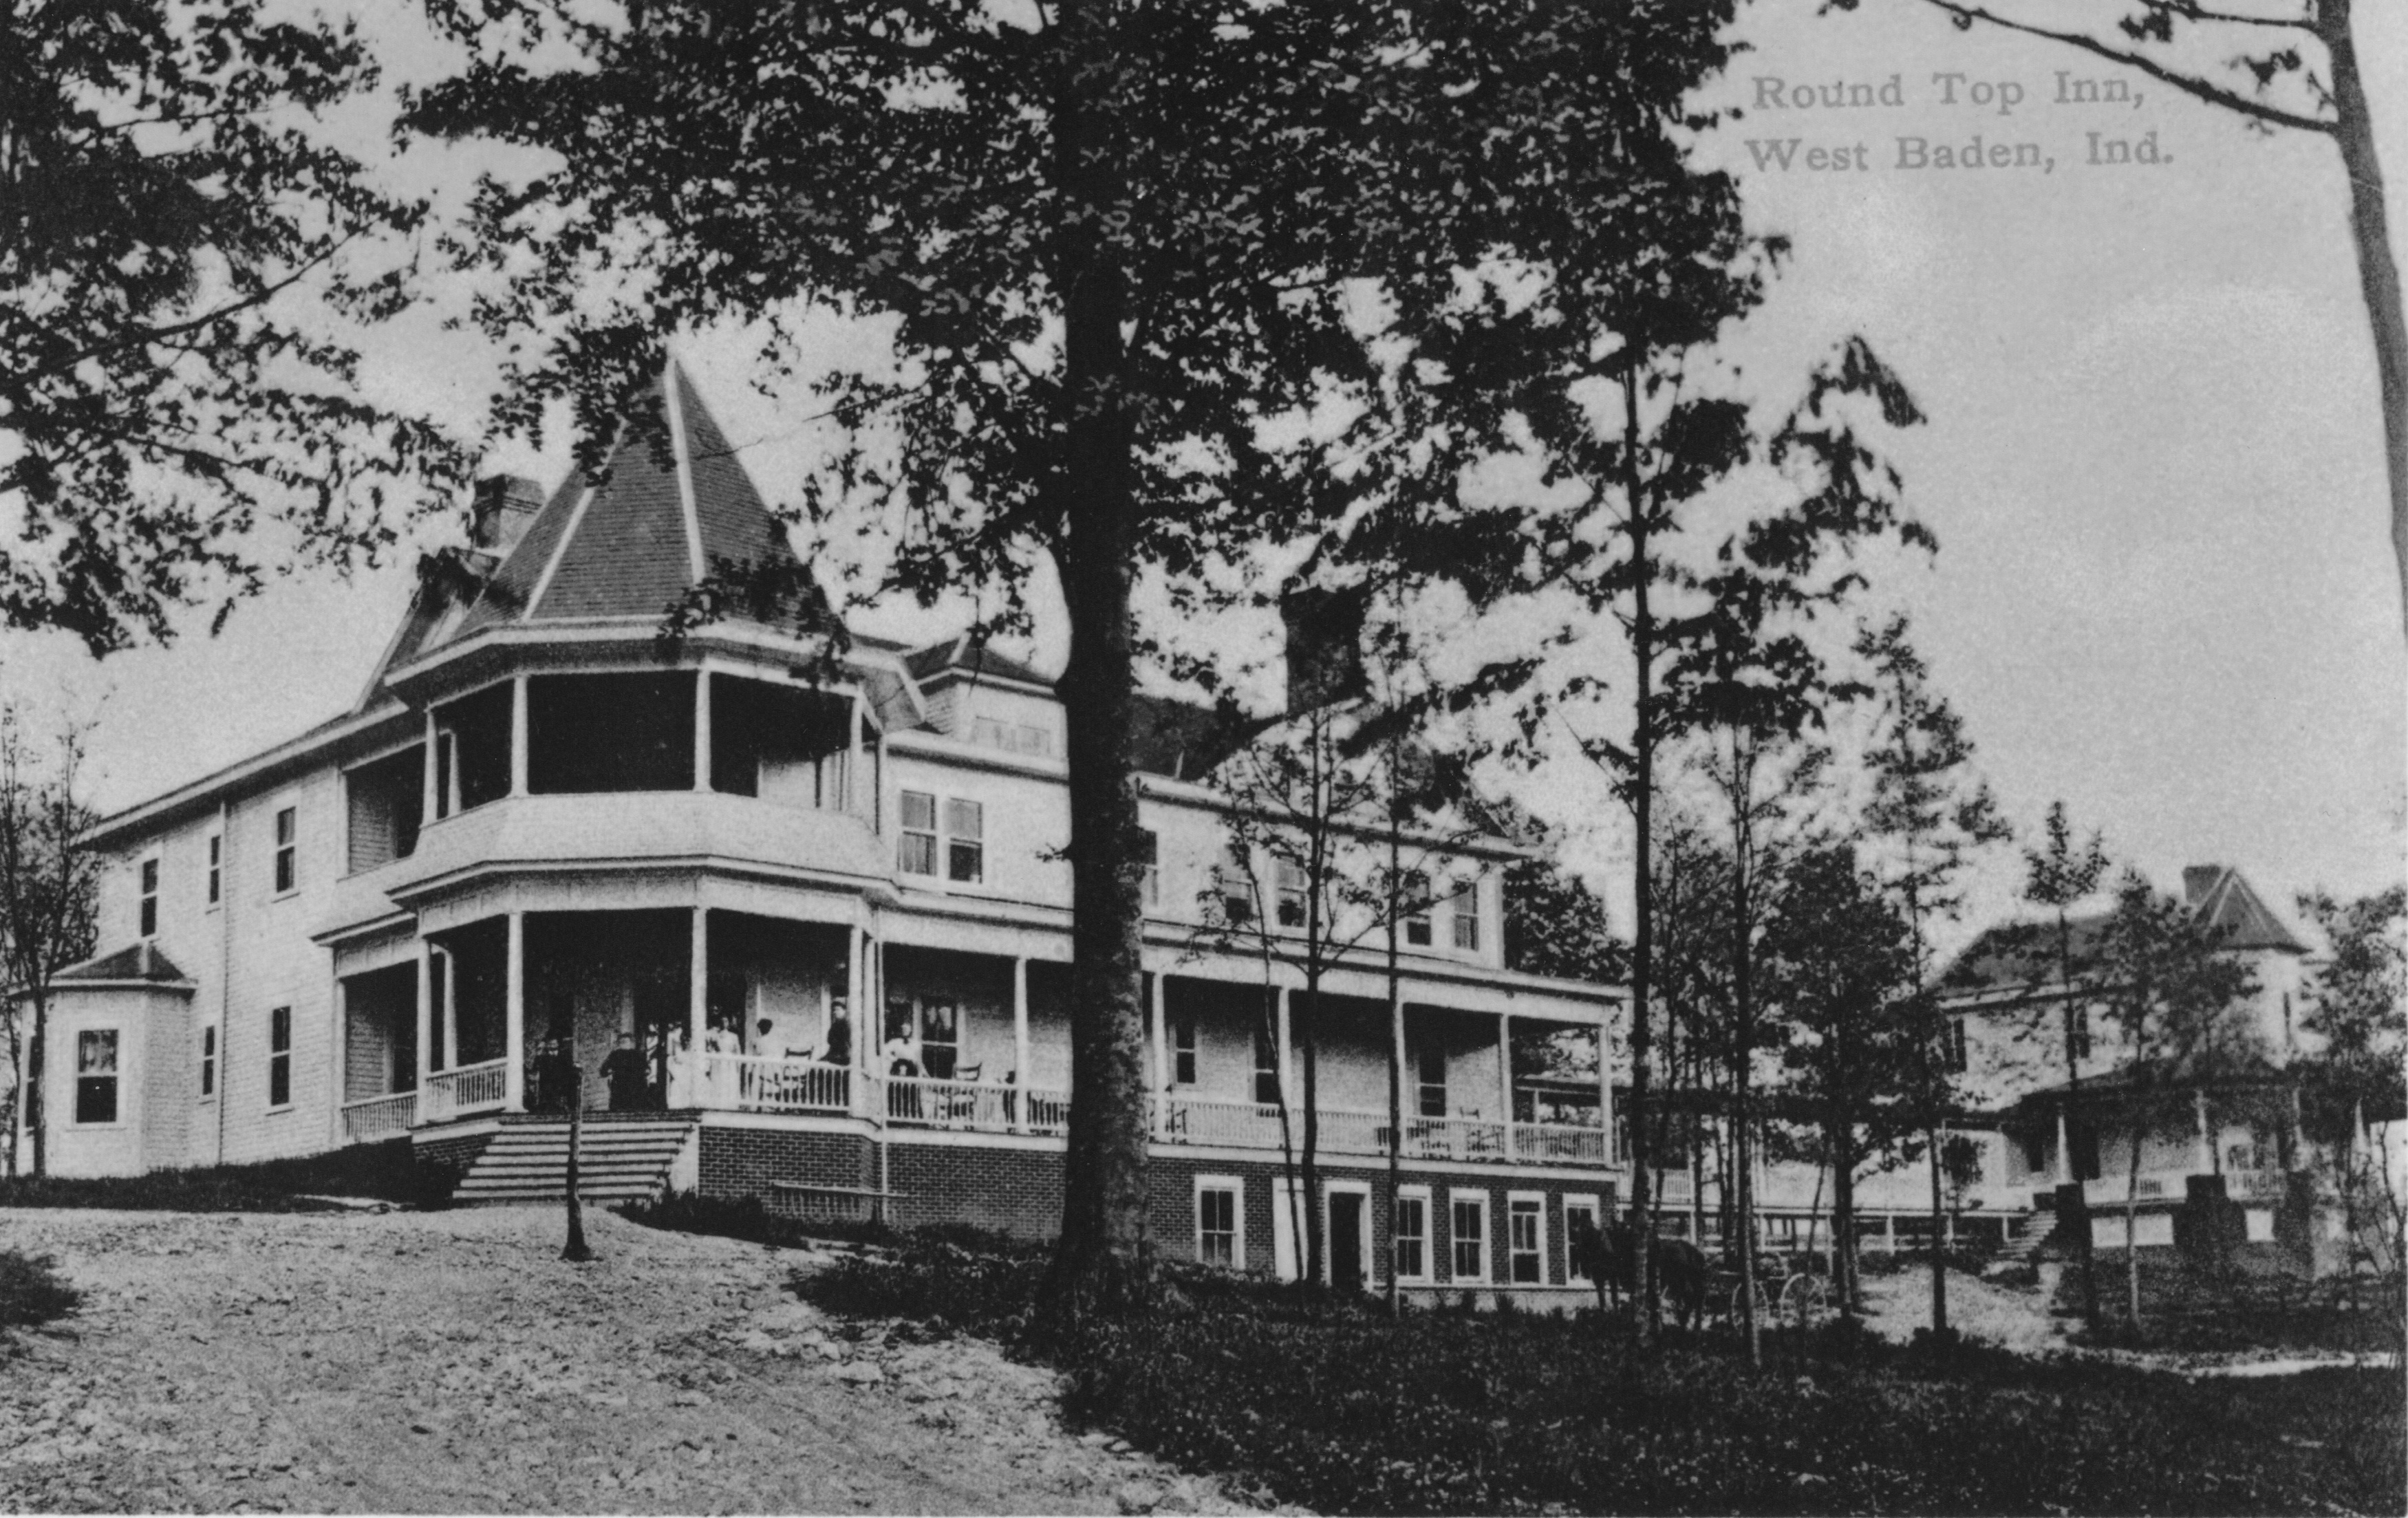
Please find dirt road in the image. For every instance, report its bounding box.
[0,1206,1249,1515]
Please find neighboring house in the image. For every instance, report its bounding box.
[14,366,1625,1301]
[1935,865,2347,1267]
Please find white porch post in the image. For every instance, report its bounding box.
[1598,1001,1615,1169]
[1012,956,1031,1132]
[1391,982,1409,1142]
[2056,1109,2074,1186]
[1496,1011,1513,1130]
[1276,987,1294,1109]
[438,948,458,1075]
[504,911,526,1112]
[422,708,440,821]
[413,936,433,1101]
[689,908,709,1075]
[1150,969,1169,1138]
[2194,1087,2213,1175]
[693,667,712,792]
[509,675,530,797]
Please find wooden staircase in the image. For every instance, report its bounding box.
[1993,1211,2056,1266]
[449,1117,696,1205]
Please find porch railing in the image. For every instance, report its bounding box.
[1153,1094,1604,1168]
[423,1059,508,1123]
[706,1054,850,1115]
[877,1075,1072,1135]
[341,1090,417,1143]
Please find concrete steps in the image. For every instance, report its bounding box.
[1994,1211,2054,1264]
[450,1118,695,1205]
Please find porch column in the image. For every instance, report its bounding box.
[2056,1109,2074,1186]
[504,911,526,1112]
[509,675,530,797]
[846,929,868,1118]
[693,667,712,792]
[439,948,458,1075]
[2194,1087,2213,1175]
[1598,1001,1615,1168]
[689,909,709,1085]
[422,707,440,822]
[1496,1011,1513,1128]
[1276,988,1294,1107]
[413,936,433,1102]
[1012,957,1031,1132]
[1149,970,1168,1138]
[1391,982,1409,1149]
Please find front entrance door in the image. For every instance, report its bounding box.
[1329,1191,1366,1293]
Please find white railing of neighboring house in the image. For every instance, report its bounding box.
[705,1054,852,1115]
[2226,1168,2290,1202]
[1399,1113,1510,1162]
[341,1090,418,1143]
[1513,1123,1609,1166]
[422,1059,508,1124]
[1157,1094,1286,1149]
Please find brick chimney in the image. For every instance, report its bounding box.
[469,475,545,555]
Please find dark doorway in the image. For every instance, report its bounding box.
[1329,1191,1366,1292]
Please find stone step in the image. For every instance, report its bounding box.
[449,1118,696,1206]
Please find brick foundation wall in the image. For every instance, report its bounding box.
[414,1131,494,1176]
[699,1125,874,1202]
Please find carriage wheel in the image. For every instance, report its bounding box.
[1728,1279,1771,1328]
[1781,1274,1829,1327]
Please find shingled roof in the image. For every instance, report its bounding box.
[54,942,192,985]
[382,365,810,673]
[906,636,1056,691]
[1943,864,2306,998]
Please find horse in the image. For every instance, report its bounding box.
[1568,1215,1710,1329]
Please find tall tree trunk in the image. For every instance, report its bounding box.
[1623,351,1659,1347]
[2125,1109,2144,1327]
[1035,20,1151,1324]
[26,995,45,1179]
[2058,909,2100,1328]
[1300,981,1324,1290]
[1384,750,1404,1321]
[1730,781,1760,1365]
[563,1024,592,1263]
[1833,1124,1858,1317]
[2320,0,2408,631]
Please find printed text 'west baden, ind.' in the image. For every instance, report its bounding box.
[1741,71,2173,176]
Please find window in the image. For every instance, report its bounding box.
[268,1006,292,1109]
[74,1030,119,1125]
[1137,828,1159,908]
[2069,1122,2102,1182]
[2019,1130,2047,1177]
[272,807,297,894]
[206,835,221,908]
[944,798,984,883]
[1253,1023,1280,1105]
[918,999,958,1080]
[1393,1188,1431,1281]
[1173,1017,1198,1086]
[138,857,159,937]
[1562,1194,1602,1286]
[899,790,938,875]
[1451,882,1483,951]
[1450,1191,1489,1282]
[1017,724,1051,757]
[1403,874,1432,947]
[1275,860,1309,928]
[1415,1042,1447,1118]
[1941,1016,1968,1073]
[199,1024,217,1100]
[969,717,1055,757]
[1196,1178,1242,1268]
[1508,1195,1545,1284]
[1215,847,1253,924]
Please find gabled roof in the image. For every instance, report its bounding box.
[2013,1049,2289,1107]
[56,942,191,984]
[1943,864,2306,999]
[906,636,1056,693]
[2183,865,2309,954]
[379,365,811,678]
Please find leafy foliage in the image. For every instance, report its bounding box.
[0,708,100,1179]
[795,1234,2405,1515]
[2,0,464,651]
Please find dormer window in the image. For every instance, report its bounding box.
[970,716,1053,757]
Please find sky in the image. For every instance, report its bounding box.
[1,0,2400,964]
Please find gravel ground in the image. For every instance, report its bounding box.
[0,1206,1265,1515]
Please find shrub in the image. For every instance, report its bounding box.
[795,1235,2405,1516]
[0,1140,448,1211]
[614,1191,899,1251]
[0,1250,81,1338]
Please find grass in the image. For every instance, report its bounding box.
[0,1139,453,1212]
[788,1239,2405,1517]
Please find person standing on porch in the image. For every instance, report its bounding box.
[599,1032,647,1113]
[823,1004,852,1067]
